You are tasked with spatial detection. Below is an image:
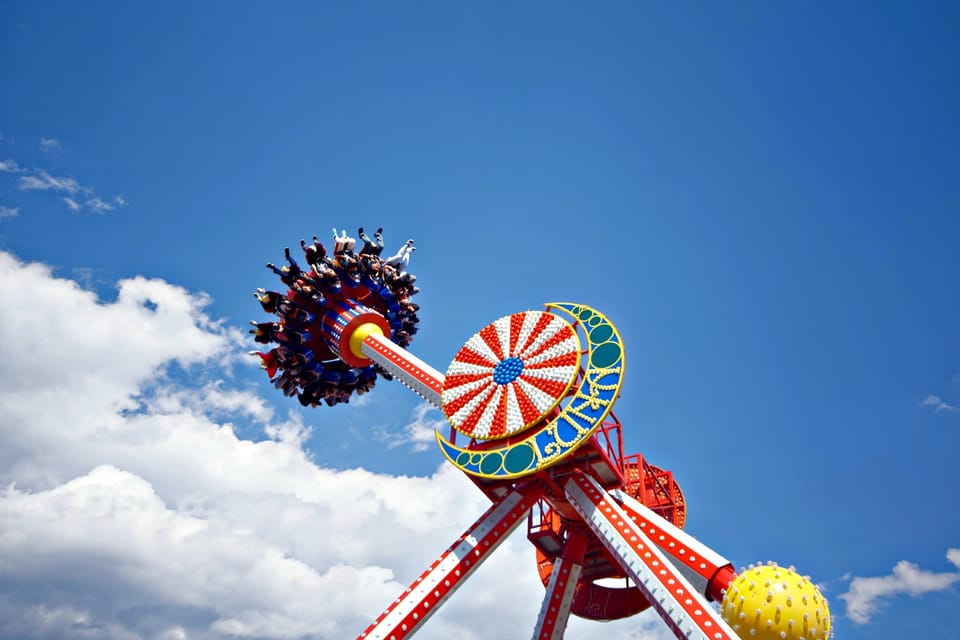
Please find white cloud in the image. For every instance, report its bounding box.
[840,549,960,624]
[380,402,446,452]
[2,147,125,214]
[18,169,80,194]
[86,196,114,213]
[40,137,61,152]
[0,250,669,640]
[70,266,98,290]
[0,205,18,219]
[920,395,958,414]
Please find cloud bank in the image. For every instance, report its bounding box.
[0,251,670,640]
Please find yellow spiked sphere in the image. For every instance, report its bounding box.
[721,563,831,640]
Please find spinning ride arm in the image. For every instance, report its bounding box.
[358,329,444,408]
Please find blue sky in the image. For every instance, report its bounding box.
[1,3,958,639]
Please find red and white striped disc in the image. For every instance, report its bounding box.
[442,310,581,440]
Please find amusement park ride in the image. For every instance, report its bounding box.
[250,228,833,640]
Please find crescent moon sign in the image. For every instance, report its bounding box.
[435,302,625,479]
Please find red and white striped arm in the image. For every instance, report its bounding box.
[356,481,544,640]
[564,472,738,640]
[531,529,588,640]
[361,332,444,408]
[610,489,736,602]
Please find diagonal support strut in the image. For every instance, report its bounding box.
[531,527,589,640]
[356,481,544,640]
[564,471,738,640]
[610,488,735,602]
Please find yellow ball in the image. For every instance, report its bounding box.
[721,563,831,640]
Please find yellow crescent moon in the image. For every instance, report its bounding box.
[435,303,625,479]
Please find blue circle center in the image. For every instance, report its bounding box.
[493,357,524,385]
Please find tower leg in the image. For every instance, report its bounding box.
[531,528,588,640]
[357,481,544,640]
[564,472,738,640]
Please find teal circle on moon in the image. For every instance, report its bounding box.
[504,445,535,473]
[457,451,471,466]
[480,452,504,475]
[589,323,613,343]
[579,309,593,322]
[590,342,622,368]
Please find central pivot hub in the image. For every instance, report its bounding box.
[492,357,524,385]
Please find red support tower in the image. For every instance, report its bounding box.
[251,234,833,640]
[351,304,745,640]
